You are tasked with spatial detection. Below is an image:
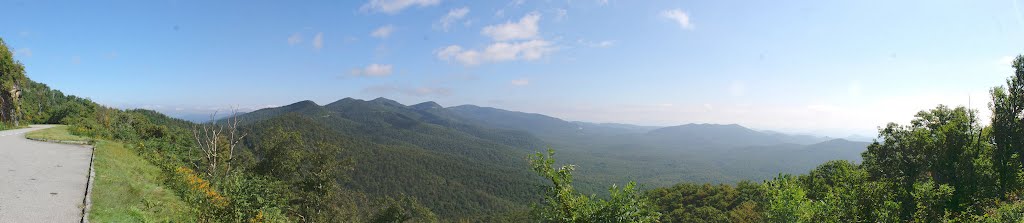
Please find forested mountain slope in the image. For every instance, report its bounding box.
[234,98,547,219]
[237,98,872,200]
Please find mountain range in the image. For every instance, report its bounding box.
[222,97,871,219]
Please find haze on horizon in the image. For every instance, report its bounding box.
[2,0,1022,137]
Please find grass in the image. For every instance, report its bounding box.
[25,125,195,222]
[24,125,90,142]
[0,123,26,131]
[90,140,196,222]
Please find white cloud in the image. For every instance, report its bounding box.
[371,25,395,38]
[495,9,505,18]
[511,78,530,86]
[578,39,616,48]
[15,48,32,57]
[312,32,324,50]
[351,64,394,77]
[482,12,541,41]
[597,0,609,5]
[437,40,555,66]
[287,33,302,45]
[362,0,440,14]
[661,9,694,30]
[439,7,470,31]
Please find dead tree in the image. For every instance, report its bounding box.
[191,109,246,181]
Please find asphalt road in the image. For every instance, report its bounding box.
[0,125,92,222]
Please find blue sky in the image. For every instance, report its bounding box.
[2,0,1023,136]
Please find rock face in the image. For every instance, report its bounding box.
[1,84,20,125]
[0,38,26,126]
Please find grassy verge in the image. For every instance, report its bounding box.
[25,125,90,142]
[25,125,195,222]
[91,140,195,222]
[0,123,26,131]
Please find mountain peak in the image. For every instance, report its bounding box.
[286,100,319,108]
[371,97,404,107]
[411,101,443,110]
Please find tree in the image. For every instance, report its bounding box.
[253,127,358,222]
[528,149,660,223]
[191,110,247,181]
[861,105,992,220]
[763,174,813,223]
[799,160,866,222]
[991,55,1024,198]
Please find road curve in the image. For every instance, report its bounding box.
[0,125,92,222]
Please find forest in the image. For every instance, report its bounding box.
[3,35,1024,222]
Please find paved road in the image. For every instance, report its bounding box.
[0,125,92,222]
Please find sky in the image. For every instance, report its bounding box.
[2,0,1023,137]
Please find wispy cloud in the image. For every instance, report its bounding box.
[578,39,616,48]
[312,32,324,50]
[71,56,81,65]
[438,7,470,31]
[362,0,440,14]
[363,85,452,97]
[999,55,1017,66]
[482,12,541,41]
[371,25,395,38]
[511,78,530,86]
[15,48,32,57]
[350,64,394,77]
[287,33,302,45]
[661,9,694,30]
[554,8,567,21]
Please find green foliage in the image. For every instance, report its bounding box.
[975,199,1024,223]
[646,181,764,223]
[368,195,439,223]
[991,54,1024,198]
[860,105,994,221]
[911,179,955,222]
[643,58,1024,223]
[252,126,360,222]
[763,174,813,223]
[239,101,543,220]
[528,149,661,223]
[90,140,196,222]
